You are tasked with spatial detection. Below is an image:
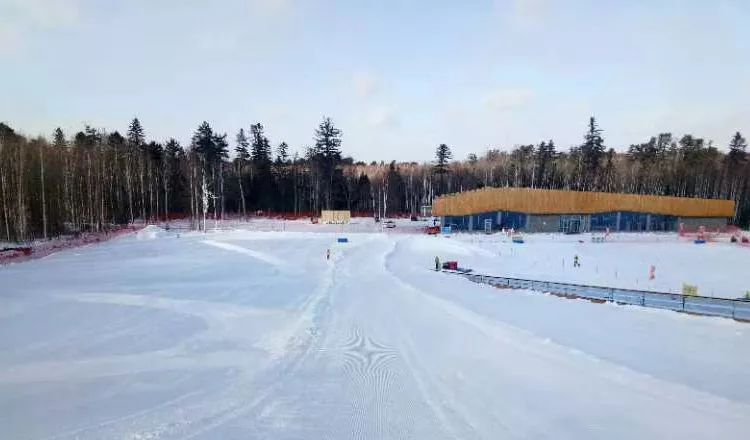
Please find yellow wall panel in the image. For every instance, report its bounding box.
[432,188,734,218]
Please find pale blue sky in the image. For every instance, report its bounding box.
[2,0,748,161]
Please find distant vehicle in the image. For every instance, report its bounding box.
[383,220,396,229]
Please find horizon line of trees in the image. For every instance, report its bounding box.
[0,116,747,242]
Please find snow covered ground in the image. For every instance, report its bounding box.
[451,231,750,299]
[1,221,748,439]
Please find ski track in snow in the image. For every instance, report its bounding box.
[0,228,748,439]
[201,239,288,269]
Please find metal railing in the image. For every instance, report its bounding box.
[443,271,750,322]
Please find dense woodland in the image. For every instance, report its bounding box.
[0,116,747,242]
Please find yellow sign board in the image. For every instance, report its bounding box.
[682,284,698,296]
[320,210,351,224]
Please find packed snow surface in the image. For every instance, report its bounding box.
[452,231,750,299]
[0,221,748,439]
[136,224,168,240]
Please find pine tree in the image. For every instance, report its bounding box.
[535,140,556,188]
[433,143,453,196]
[192,121,215,164]
[163,138,181,220]
[53,128,67,148]
[164,138,182,157]
[235,129,249,218]
[250,123,271,166]
[212,133,229,161]
[580,117,605,190]
[354,172,372,212]
[127,118,145,147]
[434,143,452,174]
[276,142,289,165]
[212,133,229,219]
[314,117,342,162]
[126,118,147,220]
[313,117,343,209]
[602,148,617,192]
[235,128,250,162]
[248,123,274,210]
[724,132,747,218]
[727,131,747,167]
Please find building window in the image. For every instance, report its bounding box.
[620,212,649,231]
[559,215,584,233]
[499,212,526,230]
[590,212,617,231]
[650,214,677,231]
[473,212,498,231]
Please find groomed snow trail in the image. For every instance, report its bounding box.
[0,229,748,439]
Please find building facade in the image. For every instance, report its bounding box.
[434,188,733,233]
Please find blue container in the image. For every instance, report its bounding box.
[337,237,348,243]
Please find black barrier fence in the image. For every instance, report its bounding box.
[443,271,750,321]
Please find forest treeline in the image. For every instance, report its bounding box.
[0,116,747,242]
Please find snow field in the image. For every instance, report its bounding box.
[449,232,750,299]
[0,224,748,439]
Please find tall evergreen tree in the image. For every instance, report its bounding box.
[234,129,250,218]
[162,138,182,220]
[53,128,67,148]
[434,143,452,174]
[313,117,343,209]
[314,117,342,162]
[580,117,605,190]
[250,123,272,166]
[127,118,145,147]
[192,121,216,164]
[276,142,289,165]
[212,133,229,161]
[433,143,453,195]
[727,131,747,166]
[235,128,250,162]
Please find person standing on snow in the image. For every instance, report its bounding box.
[573,254,580,268]
[435,256,440,271]
[326,249,330,260]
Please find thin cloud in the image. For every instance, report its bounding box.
[366,105,400,130]
[352,72,378,99]
[245,0,294,17]
[0,26,21,54]
[502,0,547,28]
[484,88,535,111]
[0,0,81,53]
[1,0,81,27]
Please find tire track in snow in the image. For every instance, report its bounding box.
[338,327,401,439]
